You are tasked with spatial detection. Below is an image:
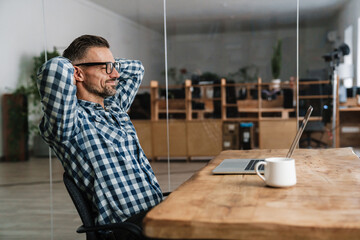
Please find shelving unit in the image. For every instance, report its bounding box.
[150,80,217,121]
[221,78,298,149]
[297,79,333,148]
[132,77,340,160]
[221,78,296,120]
[133,80,223,161]
[298,79,332,118]
[338,96,360,148]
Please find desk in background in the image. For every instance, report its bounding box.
[337,97,360,147]
[144,148,360,240]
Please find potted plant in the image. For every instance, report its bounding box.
[3,48,60,160]
[271,39,282,91]
[2,92,28,161]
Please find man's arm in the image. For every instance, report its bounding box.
[112,58,145,112]
[37,56,78,143]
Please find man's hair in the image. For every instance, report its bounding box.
[63,34,110,63]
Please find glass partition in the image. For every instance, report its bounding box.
[6,0,356,239]
[335,0,360,151]
[164,0,298,154]
[298,0,359,149]
[0,0,166,239]
[0,1,53,239]
[48,1,166,238]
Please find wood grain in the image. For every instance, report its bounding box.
[132,120,153,159]
[186,120,222,156]
[259,119,297,149]
[152,120,188,158]
[144,148,360,239]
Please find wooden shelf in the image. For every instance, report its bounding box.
[299,80,331,85]
[192,98,221,101]
[192,84,221,88]
[237,108,259,113]
[299,95,332,99]
[339,106,360,112]
[223,118,260,122]
[225,103,238,107]
[299,116,322,121]
[147,77,334,151]
[158,109,186,113]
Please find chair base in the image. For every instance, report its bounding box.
[300,132,328,149]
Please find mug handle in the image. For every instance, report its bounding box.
[255,161,266,182]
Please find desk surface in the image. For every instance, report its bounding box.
[143,148,360,239]
[339,106,360,112]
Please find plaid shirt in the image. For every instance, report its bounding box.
[37,56,163,224]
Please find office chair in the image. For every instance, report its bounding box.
[300,104,331,148]
[63,172,143,240]
[300,121,328,148]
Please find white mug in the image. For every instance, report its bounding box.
[255,157,296,187]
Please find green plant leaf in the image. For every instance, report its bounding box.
[271,39,282,79]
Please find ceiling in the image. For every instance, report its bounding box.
[87,0,348,34]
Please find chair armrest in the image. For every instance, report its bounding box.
[163,192,171,196]
[77,222,143,239]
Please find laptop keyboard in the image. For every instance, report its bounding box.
[245,159,264,171]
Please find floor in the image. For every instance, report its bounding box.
[1,148,359,240]
[0,157,208,240]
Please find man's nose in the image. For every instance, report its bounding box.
[110,68,120,78]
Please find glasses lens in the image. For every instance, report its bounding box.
[106,62,113,74]
[114,62,120,72]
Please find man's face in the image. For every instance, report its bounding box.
[76,47,120,99]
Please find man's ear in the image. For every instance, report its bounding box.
[73,66,85,84]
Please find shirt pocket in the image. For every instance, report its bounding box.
[116,112,130,124]
[113,113,136,133]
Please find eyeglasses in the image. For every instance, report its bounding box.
[75,62,120,74]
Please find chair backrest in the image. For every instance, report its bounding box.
[63,172,98,240]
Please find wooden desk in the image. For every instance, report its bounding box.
[337,106,360,148]
[339,106,360,112]
[237,107,295,119]
[144,148,360,239]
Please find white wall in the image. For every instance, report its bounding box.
[0,0,164,157]
[336,0,360,86]
[43,0,164,84]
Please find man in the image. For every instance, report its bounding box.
[37,35,163,227]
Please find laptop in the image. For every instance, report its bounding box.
[212,106,313,175]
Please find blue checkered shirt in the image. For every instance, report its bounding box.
[37,56,163,224]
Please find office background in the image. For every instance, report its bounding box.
[1,0,360,239]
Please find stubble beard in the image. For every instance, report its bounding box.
[83,79,117,98]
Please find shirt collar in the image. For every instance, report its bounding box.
[78,99,104,110]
